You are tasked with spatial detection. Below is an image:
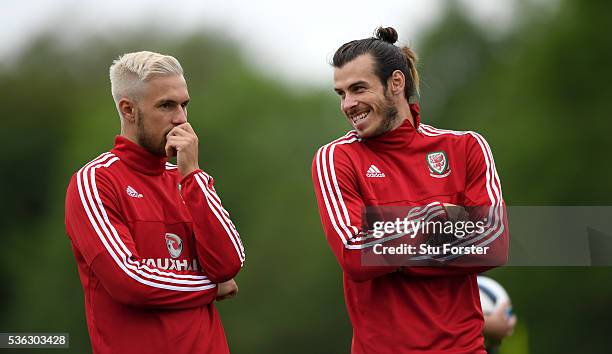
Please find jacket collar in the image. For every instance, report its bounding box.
[111,135,167,175]
[363,103,421,151]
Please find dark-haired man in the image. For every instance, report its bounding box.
[312,27,508,354]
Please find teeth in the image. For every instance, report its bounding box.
[351,111,370,124]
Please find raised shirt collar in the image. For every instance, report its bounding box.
[363,103,421,151]
[111,135,167,175]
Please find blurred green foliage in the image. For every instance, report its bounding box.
[1,0,611,353]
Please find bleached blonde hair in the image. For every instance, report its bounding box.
[109,51,183,116]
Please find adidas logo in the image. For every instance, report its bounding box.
[126,186,143,198]
[366,164,386,178]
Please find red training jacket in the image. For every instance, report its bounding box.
[65,136,245,354]
[312,104,508,354]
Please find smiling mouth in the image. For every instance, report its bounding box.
[349,110,371,125]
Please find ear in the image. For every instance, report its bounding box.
[387,70,405,96]
[118,98,136,123]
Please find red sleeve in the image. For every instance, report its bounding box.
[402,132,508,277]
[312,140,400,282]
[65,165,218,309]
[179,170,245,283]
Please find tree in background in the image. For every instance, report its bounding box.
[1,0,611,353]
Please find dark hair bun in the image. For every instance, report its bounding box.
[375,27,398,44]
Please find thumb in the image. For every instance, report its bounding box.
[165,142,176,157]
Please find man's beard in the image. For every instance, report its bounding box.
[368,91,400,138]
[136,110,167,157]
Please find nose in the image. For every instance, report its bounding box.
[173,106,187,125]
[342,94,358,113]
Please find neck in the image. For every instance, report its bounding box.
[382,98,413,135]
[120,122,140,148]
[395,98,414,128]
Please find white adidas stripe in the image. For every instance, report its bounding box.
[193,172,245,263]
[418,124,505,261]
[85,157,211,282]
[76,153,215,291]
[316,132,360,247]
[153,163,244,262]
[315,125,504,258]
[419,125,502,221]
[419,124,502,196]
[419,124,503,213]
[79,154,213,285]
[196,172,244,258]
[198,172,230,218]
[315,132,449,249]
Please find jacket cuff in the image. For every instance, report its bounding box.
[180,168,203,185]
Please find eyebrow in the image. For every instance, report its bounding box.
[349,81,368,90]
[156,98,190,106]
[334,80,369,94]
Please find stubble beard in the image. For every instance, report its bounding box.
[368,92,400,138]
[136,110,167,157]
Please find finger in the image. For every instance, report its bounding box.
[168,124,196,138]
[216,288,237,301]
[176,123,197,136]
[167,126,189,139]
[226,288,237,298]
[165,143,176,157]
[216,294,234,301]
[166,136,190,150]
[165,137,190,156]
[497,301,510,312]
[166,136,190,144]
[165,142,180,155]
[166,125,195,140]
[504,314,517,337]
[177,123,196,135]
